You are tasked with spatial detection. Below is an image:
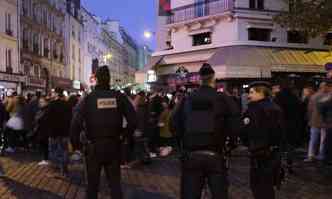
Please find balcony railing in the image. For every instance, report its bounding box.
[167,0,234,24]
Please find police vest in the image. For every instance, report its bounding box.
[183,91,219,149]
[83,90,123,141]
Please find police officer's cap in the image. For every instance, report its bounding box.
[249,81,271,89]
[199,63,215,77]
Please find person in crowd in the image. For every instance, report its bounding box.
[301,85,315,145]
[0,97,9,176]
[71,66,137,199]
[147,89,164,158]
[240,81,285,199]
[272,82,304,174]
[305,82,328,162]
[172,63,240,199]
[46,87,72,177]
[23,91,42,144]
[230,87,242,111]
[317,79,332,165]
[121,88,136,169]
[67,94,82,161]
[32,95,51,166]
[4,95,26,153]
[133,92,151,163]
[158,100,173,157]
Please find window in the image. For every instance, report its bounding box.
[248,28,271,41]
[34,65,40,77]
[78,48,81,63]
[195,0,207,17]
[288,31,308,43]
[249,0,264,10]
[5,13,12,36]
[324,33,332,45]
[5,49,12,72]
[72,25,75,38]
[72,45,75,60]
[192,32,212,46]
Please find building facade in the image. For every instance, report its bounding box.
[0,0,23,94]
[81,15,141,88]
[81,8,106,88]
[138,45,152,70]
[152,0,332,89]
[20,0,67,92]
[64,0,84,90]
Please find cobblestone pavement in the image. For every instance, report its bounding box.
[0,148,331,199]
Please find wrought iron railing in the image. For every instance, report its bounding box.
[167,0,234,24]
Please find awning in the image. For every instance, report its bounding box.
[162,49,216,65]
[208,46,328,78]
[153,49,217,75]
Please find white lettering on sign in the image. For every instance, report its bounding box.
[97,98,117,109]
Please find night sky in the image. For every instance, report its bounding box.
[82,0,157,49]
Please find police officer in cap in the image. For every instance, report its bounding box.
[172,63,240,199]
[240,81,285,199]
[70,65,137,199]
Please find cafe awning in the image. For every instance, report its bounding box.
[208,46,328,78]
[152,46,329,79]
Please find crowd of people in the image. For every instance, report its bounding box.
[0,63,331,199]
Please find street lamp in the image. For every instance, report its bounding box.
[144,30,155,39]
[144,31,152,39]
[103,53,112,64]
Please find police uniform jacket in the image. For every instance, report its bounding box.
[70,85,137,150]
[172,85,241,152]
[240,98,285,155]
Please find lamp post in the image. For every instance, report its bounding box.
[143,30,155,40]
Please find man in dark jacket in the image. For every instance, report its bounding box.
[147,89,163,156]
[71,66,137,199]
[46,87,72,176]
[272,82,304,174]
[318,79,332,164]
[23,91,41,135]
[172,63,240,199]
[0,99,8,176]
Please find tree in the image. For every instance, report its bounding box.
[274,0,332,38]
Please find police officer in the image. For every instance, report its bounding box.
[172,63,240,199]
[240,81,285,199]
[70,66,137,199]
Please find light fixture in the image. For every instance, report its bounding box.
[144,31,153,39]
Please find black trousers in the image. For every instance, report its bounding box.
[325,128,332,162]
[39,138,49,161]
[85,141,123,199]
[181,152,228,199]
[250,158,275,199]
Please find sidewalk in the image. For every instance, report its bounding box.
[0,148,331,199]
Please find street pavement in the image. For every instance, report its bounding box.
[0,147,331,199]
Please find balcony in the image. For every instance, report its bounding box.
[167,0,234,24]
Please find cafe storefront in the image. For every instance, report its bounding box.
[0,72,26,97]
